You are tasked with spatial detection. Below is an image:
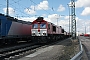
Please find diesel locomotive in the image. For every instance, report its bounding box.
[31,17,70,43]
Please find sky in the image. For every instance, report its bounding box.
[0,0,90,34]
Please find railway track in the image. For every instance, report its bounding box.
[0,38,69,60]
[0,43,41,60]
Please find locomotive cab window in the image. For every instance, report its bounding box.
[40,23,46,28]
[33,24,38,28]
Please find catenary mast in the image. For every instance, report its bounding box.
[71,0,76,39]
[6,0,9,16]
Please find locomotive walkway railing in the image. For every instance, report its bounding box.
[70,37,83,60]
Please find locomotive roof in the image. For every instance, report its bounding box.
[0,13,31,24]
[6,16,31,24]
[32,17,47,23]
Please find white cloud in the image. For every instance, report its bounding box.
[24,0,49,15]
[69,0,90,16]
[47,14,61,23]
[59,16,90,34]
[64,16,70,20]
[76,19,90,34]
[48,14,59,19]
[74,0,90,16]
[30,5,35,10]
[81,7,90,16]
[18,17,36,22]
[75,0,90,8]
[24,8,36,15]
[30,0,49,10]
[57,5,65,12]
[36,0,49,10]
[3,7,15,15]
[68,0,90,16]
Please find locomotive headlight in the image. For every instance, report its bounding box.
[43,33,46,36]
[32,31,35,36]
[43,31,47,36]
[32,33,35,36]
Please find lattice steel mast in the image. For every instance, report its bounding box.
[71,0,76,39]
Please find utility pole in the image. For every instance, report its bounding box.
[71,0,76,39]
[67,4,71,37]
[6,0,9,16]
[85,26,86,34]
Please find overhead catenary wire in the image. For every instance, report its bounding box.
[4,0,52,18]
[11,0,41,18]
[51,0,55,12]
[5,0,32,18]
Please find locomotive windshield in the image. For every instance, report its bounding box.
[40,23,46,28]
[33,24,38,28]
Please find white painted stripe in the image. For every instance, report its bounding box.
[26,46,54,57]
